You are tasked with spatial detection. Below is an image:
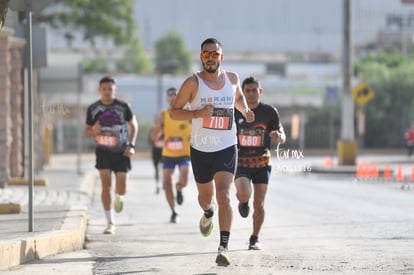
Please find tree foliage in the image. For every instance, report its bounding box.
[356,50,414,148]
[36,0,151,74]
[154,31,191,74]
[37,0,136,46]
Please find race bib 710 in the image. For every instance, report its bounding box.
[202,108,233,130]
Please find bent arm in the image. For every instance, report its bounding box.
[170,76,198,120]
[128,115,138,145]
[151,112,164,143]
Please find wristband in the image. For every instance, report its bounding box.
[242,108,250,117]
[127,143,135,149]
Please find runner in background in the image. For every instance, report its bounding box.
[85,76,138,235]
[151,87,192,224]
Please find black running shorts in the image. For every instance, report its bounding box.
[235,166,272,184]
[95,148,131,172]
[190,145,237,184]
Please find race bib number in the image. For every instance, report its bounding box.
[96,135,117,147]
[238,129,265,147]
[202,108,233,130]
[166,137,184,151]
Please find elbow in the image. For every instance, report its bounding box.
[170,109,178,120]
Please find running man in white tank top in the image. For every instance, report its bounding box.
[170,38,254,266]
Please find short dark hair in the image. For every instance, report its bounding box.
[99,76,115,86]
[166,87,177,95]
[201,38,222,51]
[242,76,260,90]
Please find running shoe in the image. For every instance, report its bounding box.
[170,212,179,224]
[103,223,115,234]
[238,201,250,218]
[176,186,183,205]
[248,237,262,250]
[215,246,231,266]
[114,196,124,213]
[199,214,213,237]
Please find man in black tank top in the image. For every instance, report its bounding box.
[234,76,286,250]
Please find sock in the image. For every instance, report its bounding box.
[105,210,115,225]
[204,206,214,218]
[115,194,124,201]
[219,231,230,249]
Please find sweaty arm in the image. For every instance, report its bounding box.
[170,76,214,120]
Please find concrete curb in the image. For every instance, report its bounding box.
[8,178,48,186]
[0,203,21,214]
[0,207,88,270]
[0,170,97,270]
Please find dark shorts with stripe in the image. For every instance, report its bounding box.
[190,145,237,184]
[95,148,131,173]
[235,165,272,184]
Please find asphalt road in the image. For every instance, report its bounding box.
[6,156,414,274]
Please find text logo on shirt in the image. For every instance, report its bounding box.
[201,96,234,106]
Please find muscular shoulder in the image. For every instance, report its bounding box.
[224,71,239,85]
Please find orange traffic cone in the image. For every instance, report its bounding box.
[363,163,370,179]
[410,164,414,182]
[370,163,379,180]
[383,164,392,181]
[356,163,364,179]
[395,164,404,182]
[324,157,333,169]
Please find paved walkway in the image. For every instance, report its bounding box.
[0,154,97,269]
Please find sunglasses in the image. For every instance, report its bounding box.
[201,51,221,59]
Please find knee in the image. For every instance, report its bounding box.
[236,190,250,202]
[253,200,265,212]
[216,190,231,205]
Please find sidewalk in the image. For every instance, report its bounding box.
[0,154,97,270]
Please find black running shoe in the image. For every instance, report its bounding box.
[170,212,179,224]
[176,189,183,205]
[238,201,250,218]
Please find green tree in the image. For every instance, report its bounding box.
[117,39,152,74]
[154,31,191,74]
[356,51,414,148]
[36,0,151,74]
[37,0,136,46]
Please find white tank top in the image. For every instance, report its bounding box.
[190,70,237,152]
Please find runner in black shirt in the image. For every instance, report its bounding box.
[234,76,286,250]
[85,76,138,234]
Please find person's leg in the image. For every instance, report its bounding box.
[235,176,252,203]
[235,174,252,218]
[115,172,127,196]
[248,183,268,249]
[99,169,116,234]
[163,168,176,215]
[214,171,234,233]
[176,162,189,205]
[251,183,268,237]
[99,169,112,211]
[196,181,214,211]
[177,164,189,190]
